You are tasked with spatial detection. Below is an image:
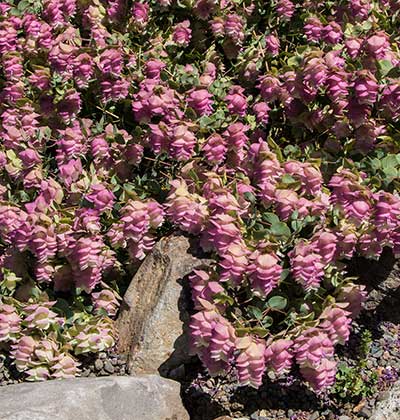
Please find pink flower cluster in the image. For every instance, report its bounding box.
[0,0,398,388]
[190,303,354,390]
[108,199,164,260]
[189,307,237,376]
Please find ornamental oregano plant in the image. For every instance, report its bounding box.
[0,0,399,390]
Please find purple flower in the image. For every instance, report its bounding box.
[364,31,390,59]
[289,240,325,291]
[236,337,266,388]
[131,2,149,26]
[224,85,247,116]
[0,304,21,343]
[304,17,323,42]
[276,0,295,20]
[265,34,280,56]
[144,59,166,79]
[85,184,115,212]
[265,339,293,375]
[322,22,343,44]
[258,75,281,102]
[187,89,214,116]
[320,307,352,345]
[219,243,249,285]
[224,14,245,45]
[173,20,192,47]
[202,133,227,164]
[253,102,270,124]
[353,70,378,105]
[248,252,282,296]
[170,124,196,160]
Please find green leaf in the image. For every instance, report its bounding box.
[247,306,263,319]
[287,55,302,67]
[267,296,287,310]
[270,221,291,238]
[262,212,281,224]
[261,315,273,328]
[281,174,296,184]
[213,292,234,306]
[280,268,290,281]
[381,154,399,169]
[378,59,394,77]
[252,228,269,241]
[383,167,398,179]
[251,327,269,338]
[244,191,256,203]
[236,327,252,336]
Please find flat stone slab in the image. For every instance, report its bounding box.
[0,375,189,420]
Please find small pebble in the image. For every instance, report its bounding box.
[338,416,351,420]
[359,407,373,418]
[309,412,320,420]
[377,390,390,401]
[372,349,383,358]
[94,359,104,371]
[104,360,115,374]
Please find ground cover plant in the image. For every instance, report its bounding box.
[0,0,399,396]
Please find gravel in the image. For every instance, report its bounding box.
[0,349,127,386]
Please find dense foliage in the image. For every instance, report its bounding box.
[0,0,399,390]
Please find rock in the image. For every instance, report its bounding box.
[0,375,189,420]
[371,381,400,420]
[377,391,390,402]
[359,407,373,418]
[94,359,103,371]
[117,234,212,376]
[103,360,114,374]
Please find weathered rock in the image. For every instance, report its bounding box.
[0,375,189,420]
[371,381,400,420]
[117,234,212,376]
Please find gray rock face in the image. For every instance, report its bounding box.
[117,234,211,376]
[371,381,400,420]
[0,375,189,420]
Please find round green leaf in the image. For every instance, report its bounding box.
[268,296,288,310]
